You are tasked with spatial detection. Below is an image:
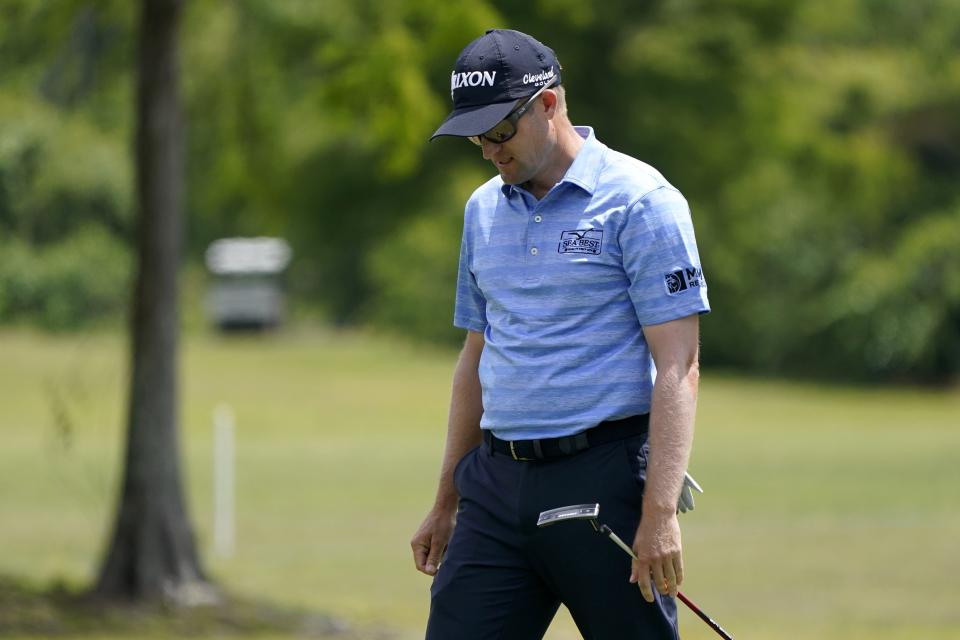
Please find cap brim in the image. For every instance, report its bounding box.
[429,100,518,141]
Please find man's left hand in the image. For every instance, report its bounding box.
[629,509,683,603]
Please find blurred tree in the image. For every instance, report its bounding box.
[94,0,211,603]
[0,0,134,329]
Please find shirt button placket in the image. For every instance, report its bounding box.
[529,211,543,258]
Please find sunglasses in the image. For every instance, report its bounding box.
[468,78,559,146]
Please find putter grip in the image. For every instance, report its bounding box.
[599,524,637,558]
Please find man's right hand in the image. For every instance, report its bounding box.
[411,505,457,576]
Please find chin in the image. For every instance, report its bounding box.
[498,169,529,185]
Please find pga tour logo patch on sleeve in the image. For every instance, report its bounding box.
[665,267,705,295]
[558,229,603,255]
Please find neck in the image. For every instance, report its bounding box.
[524,123,585,199]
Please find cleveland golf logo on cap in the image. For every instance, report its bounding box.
[523,66,556,86]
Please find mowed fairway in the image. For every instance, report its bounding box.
[0,328,957,639]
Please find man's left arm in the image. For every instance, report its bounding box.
[630,313,701,603]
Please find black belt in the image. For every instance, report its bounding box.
[483,414,649,461]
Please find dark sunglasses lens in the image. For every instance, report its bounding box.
[485,120,516,143]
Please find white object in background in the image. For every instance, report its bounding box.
[213,404,236,558]
[205,237,292,275]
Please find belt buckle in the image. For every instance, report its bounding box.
[509,441,534,461]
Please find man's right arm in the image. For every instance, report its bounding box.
[410,329,485,576]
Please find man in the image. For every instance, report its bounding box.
[411,29,710,639]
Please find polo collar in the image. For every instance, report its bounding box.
[501,126,605,197]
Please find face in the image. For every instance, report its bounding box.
[478,92,556,186]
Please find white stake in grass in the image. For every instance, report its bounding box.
[213,404,235,558]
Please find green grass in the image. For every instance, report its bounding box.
[0,327,958,639]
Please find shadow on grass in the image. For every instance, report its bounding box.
[0,576,390,638]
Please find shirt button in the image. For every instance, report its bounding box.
[530,247,539,256]
[534,215,542,223]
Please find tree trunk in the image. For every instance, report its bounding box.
[95,0,213,604]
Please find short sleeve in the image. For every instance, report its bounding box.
[620,187,710,326]
[453,215,488,332]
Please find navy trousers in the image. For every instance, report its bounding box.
[426,432,679,640]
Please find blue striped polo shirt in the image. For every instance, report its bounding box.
[454,127,710,440]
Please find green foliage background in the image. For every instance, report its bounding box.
[1,0,958,380]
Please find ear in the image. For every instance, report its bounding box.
[540,89,559,119]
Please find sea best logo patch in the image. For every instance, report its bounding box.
[664,267,706,295]
[558,229,603,255]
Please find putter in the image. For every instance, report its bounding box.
[537,504,735,640]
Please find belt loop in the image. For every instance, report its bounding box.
[485,431,494,456]
[532,439,544,459]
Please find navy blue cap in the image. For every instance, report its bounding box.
[430,29,562,140]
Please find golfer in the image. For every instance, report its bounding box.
[411,29,710,639]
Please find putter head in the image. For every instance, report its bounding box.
[536,503,601,531]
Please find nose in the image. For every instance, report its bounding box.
[480,138,502,160]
